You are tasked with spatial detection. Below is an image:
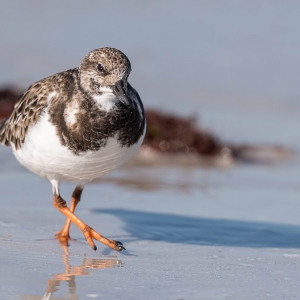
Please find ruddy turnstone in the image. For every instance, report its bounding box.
[0,47,145,251]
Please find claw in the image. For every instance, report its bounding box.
[115,241,126,251]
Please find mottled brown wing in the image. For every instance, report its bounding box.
[0,80,54,149]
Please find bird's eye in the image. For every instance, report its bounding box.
[97,64,105,72]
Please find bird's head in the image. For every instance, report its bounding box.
[79,47,131,106]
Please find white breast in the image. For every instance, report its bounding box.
[13,112,145,185]
[93,89,119,111]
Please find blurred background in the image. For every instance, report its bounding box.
[2,1,300,299]
[1,0,300,147]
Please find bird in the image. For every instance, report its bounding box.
[0,47,146,251]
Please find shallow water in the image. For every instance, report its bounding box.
[1,1,300,300]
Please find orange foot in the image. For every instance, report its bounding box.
[55,230,76,247]
[53,193,126,252]
[82,226,125,251]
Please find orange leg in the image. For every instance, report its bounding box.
[55,186,83,246]
[53,193,125,252]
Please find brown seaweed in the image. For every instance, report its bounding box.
[144,109,223,156]
[0,86,21,121]
[0,86,293,164]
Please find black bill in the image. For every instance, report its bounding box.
[111,80,130,106]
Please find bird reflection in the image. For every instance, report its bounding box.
[22,246,123,300]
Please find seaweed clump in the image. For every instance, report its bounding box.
[0,86,227,158]
[0,86,291,164]
[143,110,224,156]
[0,86,21,121]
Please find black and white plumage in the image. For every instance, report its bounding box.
[0,47,146,251]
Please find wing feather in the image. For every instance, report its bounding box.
[0,80,55,149]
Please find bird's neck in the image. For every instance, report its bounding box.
[91,91,119,112]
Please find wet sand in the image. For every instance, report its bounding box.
[1,146,300,299]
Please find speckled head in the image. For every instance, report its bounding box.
[79,47,132,105]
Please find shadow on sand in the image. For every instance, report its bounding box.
[93,208,300,248]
